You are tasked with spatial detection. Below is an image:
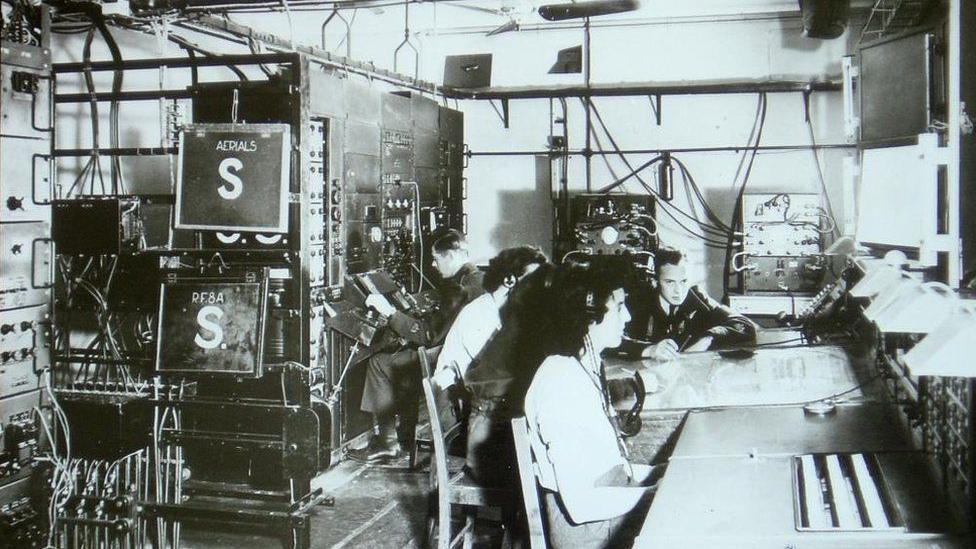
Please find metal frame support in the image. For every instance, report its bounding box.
[321,5,352,58]
[393,1,419,80]
[842,55,860,144]
[583,17,592,191]
[489,98,510,128]
[650,94,662,125]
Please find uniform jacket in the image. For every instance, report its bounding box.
[387,263,485,348]
[620,285,756,357]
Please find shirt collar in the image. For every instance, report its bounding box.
[450,262,477,282]
[659,294,677,316]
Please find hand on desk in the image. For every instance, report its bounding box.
[640,336,714,360]
[365,293,396,317]
[641,339,679,361]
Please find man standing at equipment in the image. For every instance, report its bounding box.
[621,246,756,361]
[348,229,483,463]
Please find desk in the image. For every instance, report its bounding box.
[634,402,969,547]
[635,452,967,549]
[671,403,910,458]
[607,344,868,411]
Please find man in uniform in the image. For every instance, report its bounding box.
[348,229,484,463]
[621,246,756,360]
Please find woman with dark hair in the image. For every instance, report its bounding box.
[523,264,657,549]
[461,261,560,488]
[432,245,547,390]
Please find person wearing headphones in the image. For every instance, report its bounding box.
[348,229,483,463]
[431,245,548,390]
[523,264,659,548]
[620,246,757,361]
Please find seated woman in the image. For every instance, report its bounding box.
[431,245,547,390]
[523,264,658,549]
[461,261,559,488]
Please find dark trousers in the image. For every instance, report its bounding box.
[542,489,653,549]
[360,348,420,442]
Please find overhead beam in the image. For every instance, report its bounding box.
[441,77,842,100]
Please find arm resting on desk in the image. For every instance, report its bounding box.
[692,287,757,349]
[537,381,649,523]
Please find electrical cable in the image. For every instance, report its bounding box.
[404,181,425,292]
[586,106,623,183]
[804,102,841,239]
[80,25,106,196]
[168,33,248,81]
[247,36,275,78]
[587,99,733,241]
[69,6,127,193]
[729,93,765,191]
[671,156,735,234]
[192,0,415,13]
[722,92,768,299]
[280,0,295,45]
[591,151,661,194]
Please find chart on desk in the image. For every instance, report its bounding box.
[636,345,861,410]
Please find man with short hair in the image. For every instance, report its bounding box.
[621,246,756,361]
[348,229,484,463]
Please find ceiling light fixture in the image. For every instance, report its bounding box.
[538,0,640,21]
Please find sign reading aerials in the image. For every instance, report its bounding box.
[175,123,291,233]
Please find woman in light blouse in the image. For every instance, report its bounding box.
[523,264,658,549]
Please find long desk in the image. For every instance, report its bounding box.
[670,403,909,458]
[604,339,970,547]
[607,343,870,410]
[635,450,966,548]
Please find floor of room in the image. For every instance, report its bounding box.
[179,456,439,549]
[175,412,681,549]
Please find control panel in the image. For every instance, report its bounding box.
[0,478,44,549]
[0,306,48,398]
[51,196,145,256]
[2,31,51,542]
[566,193,657,260]
[742,255,825,293]
[0,391,46,485]
[380,184,419,290]
[739,193,826,294]
[922,376,971,498]
[741,193,823,256]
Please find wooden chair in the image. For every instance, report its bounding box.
[511,417,548,549]
[422,376,510,549]
[412,345,443,469]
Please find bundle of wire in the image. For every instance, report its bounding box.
[33,368,73,547]
[57,256,149,394]
[584,97,742,249]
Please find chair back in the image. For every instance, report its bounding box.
[510,417,547,549]
[421,377,464,493]
[418,345,443,378]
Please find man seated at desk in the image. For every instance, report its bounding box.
[619,246,756,361]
